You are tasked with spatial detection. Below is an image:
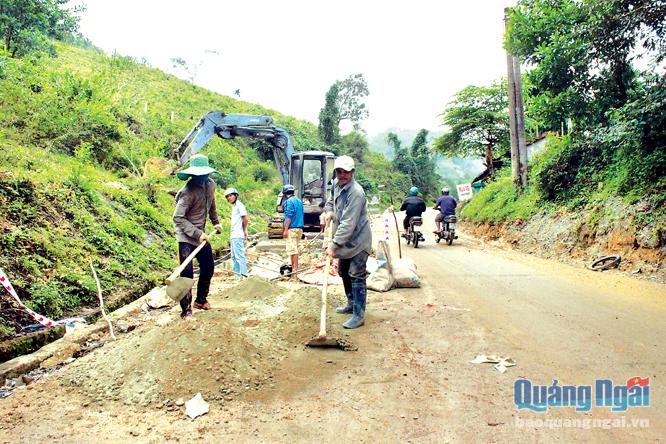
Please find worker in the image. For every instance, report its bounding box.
[323,155,372,329]
[400,186,427,238]
[433,187,457,233]
[282,184,304,274]
[173,154,223,320]
[224,187,248,278]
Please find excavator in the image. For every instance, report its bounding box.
[175,112,336,238]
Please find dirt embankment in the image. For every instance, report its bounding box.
[463,197,665,283]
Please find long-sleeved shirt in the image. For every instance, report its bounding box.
[400,196,426,218]
[323,178,372,259]
[173,178,220,245]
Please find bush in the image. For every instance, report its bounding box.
[534,135,607,202]
[252,163,275,182]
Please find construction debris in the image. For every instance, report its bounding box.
[469,355,516,373]
[185,393,209,419]
[146,286,172,309]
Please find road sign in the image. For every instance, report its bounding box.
[457,183,473,201]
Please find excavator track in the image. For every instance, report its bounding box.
[267,217,284,239]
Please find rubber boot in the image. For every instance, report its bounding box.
[336,294,353,314]
[343,281,366,329]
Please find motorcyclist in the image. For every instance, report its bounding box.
[433,187,457,233]
[400,186,427,239]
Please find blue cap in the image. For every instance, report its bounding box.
[283,184,295,194]
[409,186,419,196]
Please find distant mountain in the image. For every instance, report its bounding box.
[368,128,485,195]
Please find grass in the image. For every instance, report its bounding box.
[461,171,543,223]
[0,42,322,335]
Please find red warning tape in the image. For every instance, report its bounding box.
[0,268,55,327]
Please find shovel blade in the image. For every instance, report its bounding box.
[166,277,194,302]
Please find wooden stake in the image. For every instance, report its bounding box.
[89,257,116,340]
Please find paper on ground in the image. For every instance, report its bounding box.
[185,393,209,420]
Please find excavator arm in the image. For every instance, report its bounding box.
[176,112,295,184]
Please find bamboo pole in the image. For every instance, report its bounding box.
[89,257,115,340]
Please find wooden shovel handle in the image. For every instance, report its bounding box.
[165,229,217,284]
[318,222,333,338]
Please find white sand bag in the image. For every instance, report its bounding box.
[368,267,394,292]
[367,240,394,292]
[392,258,421,288]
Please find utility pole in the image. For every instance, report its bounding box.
[514,57,528,185]
[504,7,528,188]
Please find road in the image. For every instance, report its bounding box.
[1,208,664,442]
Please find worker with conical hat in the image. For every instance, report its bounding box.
[173,154,223,320]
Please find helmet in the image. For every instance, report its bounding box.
[224,187,239,197]
[282,184,295,194]
[442,187,450,194]
[409,186,419,196]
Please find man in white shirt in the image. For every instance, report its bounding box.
[225,188,248,277]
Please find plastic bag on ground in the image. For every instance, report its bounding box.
[298,261,343,286]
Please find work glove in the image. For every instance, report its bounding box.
[199,232,209,243]
[214,224,223,233]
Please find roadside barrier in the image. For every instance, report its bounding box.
[0,268,56,328]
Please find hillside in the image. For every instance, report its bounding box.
[460,134,665,280]
[0,43,323,336]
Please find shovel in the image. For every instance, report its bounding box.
[165,229,217,302]
[306,217,344,348]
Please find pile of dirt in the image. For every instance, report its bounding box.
[58,277,354,406]
[61,310,272,406]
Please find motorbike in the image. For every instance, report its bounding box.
[435,215,458,245]
[403,216,425,248]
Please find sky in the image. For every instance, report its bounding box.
[72,0,516,136]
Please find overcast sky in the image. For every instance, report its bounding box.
[73,0,516,135]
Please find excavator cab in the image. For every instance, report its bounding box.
[290,151,336,228]
[268,151,335,238]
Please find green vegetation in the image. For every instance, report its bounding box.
[314,74,410,208]
[0,0,84,57]
[388,130,440,202]
[317,73,369,145]
[456,0,665,231]
[0,42,322,336]
[434,82,510,178]
[459,173,541,224]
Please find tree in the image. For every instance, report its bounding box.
[318,83,341,144]
[0,0,83,57]
[318,73,369,144]
[434,82,510,178]
[388,130,440,199]
[505,0,666,129]
[340,130,368,163]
